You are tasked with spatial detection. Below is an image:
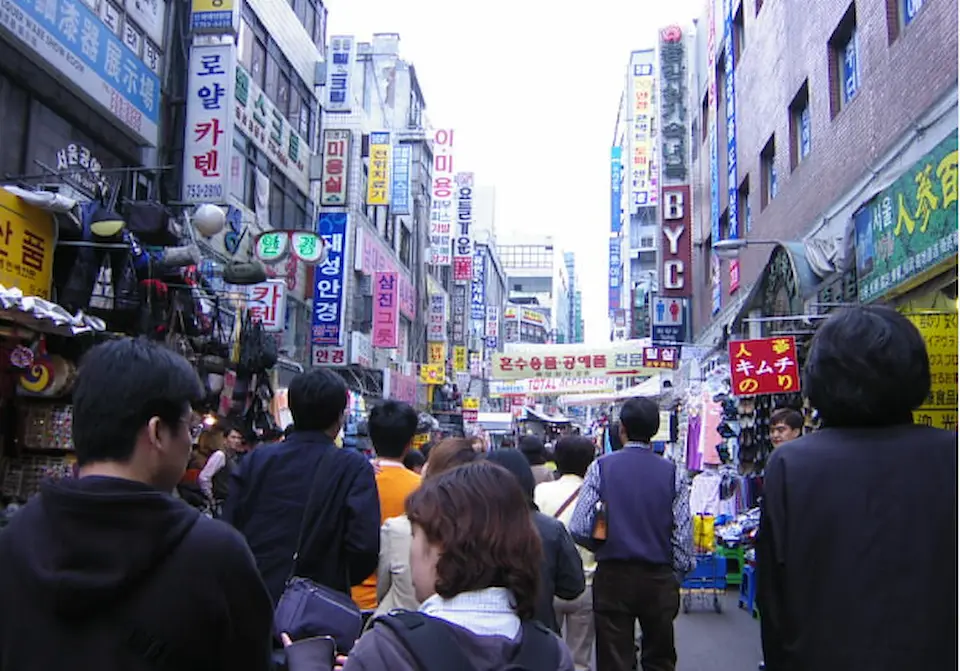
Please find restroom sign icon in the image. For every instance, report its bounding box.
[652,297,684,326]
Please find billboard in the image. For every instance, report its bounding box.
[492,341,659,380]
[629,50,658,210]
[320,130,350,206]
[311,212,348,351]
[471,247,486,321]
[391,144,412,214]
[659,26,688,184]
[429,129,455,265]
[372,272,399,348]
[182,43,235,203]
[724,0,740,292]
[707,0,722,315]
[453,172,474,281]
[660,186,692,298]
[326,36,355,113]
[611,146,623,233]
[367,132,390,205]
[427,293,447,342]
[608,234,622,314]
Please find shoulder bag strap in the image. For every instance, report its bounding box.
[511,620,561,671]
[375,611,476,671]
[552,486,582,519]
[288,446,336,580]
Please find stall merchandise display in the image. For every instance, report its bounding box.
[0,453,76,500]
[19,404,74,451]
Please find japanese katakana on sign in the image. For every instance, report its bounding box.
[907,311,958,432]
[728,336,800,396]
[492,341,658,380]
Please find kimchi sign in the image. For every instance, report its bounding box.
[728,336,800,396]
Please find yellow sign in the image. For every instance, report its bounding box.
[0,190,55,298]
[453,346,468,372]
[419,363,446,385]
[521,309,547,326]
[190,0,235,33]
[463,397,480,411]
[906,311,958,431]
[367,132,391,205]
[412,433,429,449]
[504,306,518,320]
[428,342,446,365]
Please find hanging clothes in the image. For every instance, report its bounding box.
[689,470,722,516]
[685,414,702,471]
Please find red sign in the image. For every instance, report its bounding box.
[728,337,800,396]
[660,185,692,297]
[729,259,740,294]
[320,130,350,206]
[642,345,680,370]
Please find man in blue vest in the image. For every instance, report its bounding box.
[570,397,694,671]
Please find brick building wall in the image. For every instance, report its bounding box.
[690,0,958,335]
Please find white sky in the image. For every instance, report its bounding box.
[327,0,700,344]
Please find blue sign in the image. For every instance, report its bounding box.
[904,0,924,25]
[312,212,348,347]
[611,147,623,234]
[724,0,738,241]
[471,247,486,321]
[391,145,412,215]
[4,0,160,130]
[608,235,622,315]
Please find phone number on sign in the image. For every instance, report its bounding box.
[185,183,224,200]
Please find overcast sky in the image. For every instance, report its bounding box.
[327,0,700,344]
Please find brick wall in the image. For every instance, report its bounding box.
[691,0,958,335]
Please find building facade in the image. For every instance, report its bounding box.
[498,235,558,343]
[563,251,585,343]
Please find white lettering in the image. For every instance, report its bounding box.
[664,190,684,219]
[663,225,684,256]
[664,260,685,290]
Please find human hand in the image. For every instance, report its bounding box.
[335,654,348,670]
[369,458,383,475]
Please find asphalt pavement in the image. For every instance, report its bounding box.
[674,589,763,671]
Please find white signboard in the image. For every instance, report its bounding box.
[429,129,455,266]
[485,305,500,345]
[652,296,684,326]
[427,293,447,342]
[248,279,286,332]
[489,377,616,397]
[452,172,474,282]
[124,0,165,46]
[350,331,372,368]
[181,43,236,204]
[320,129,350,206]
[326,35,355,113]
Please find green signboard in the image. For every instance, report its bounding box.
[855,133,958,303]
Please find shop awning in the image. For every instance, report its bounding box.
[0,285,106,336]
[522,407,572,424]
[559,374,665,407]
[477,412,513,432]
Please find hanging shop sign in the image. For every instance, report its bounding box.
[492,341,658,381]
[854,134,958,303]
[366,132,391,206]
[428,342,446,365]
[707,0,721,315]
[659,25,687,183]
[311,212,347,349]
[350,331,372,368]
[325,36,355,113]
[728,336,800,397]
[372,271,399,349]
[427,293,447,342]
[312,346,346,367]
[320,129,350,206]
[0,190,56,298]
[419,363,445,385]
[385,368,418,405]
[453,345,468,372]
[485,305,500,349]
[234,65,311,195]
[247,279,285,332]
[651,296,686,343]
[254,230,326,265]
[629,51,657,210]
[452,172,474,281]
[462,396,479,423]
[125,0,164,45]
[489,377,616,398]
[1,0,161,146]
[642,345,680,370]
[430,129,455,266]
[608,233,622,315]
[905,312,958,431]
[504,306,518,321]
[451,283,467,345]
[391,144,412,215]
[610,146,623,233]
[55,144,109,197]
[660,186,692,298]
[471,247,486,321]
[190,0,236,33]
[521,309,547,327]
[354,226,416,320]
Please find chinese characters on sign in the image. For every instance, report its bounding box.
[728,337,800,396]
[247,279,285,332]
[492,342,657,381]
[906,312,958,431]
[372,271,399,348]
[452,172,474,281]
[642,345,680,370]
[182,43,235,203]
[427,293,447,342]
[367,132,390,206]
[659,26,687,183]
[326,36,355,113]
[471,247,486,321]
[451,284,467,345]
[0,191,56,298]
[391,145,412,215]
[320,130,350,206]
[354,227,416,319]
[854,133,958,303]
[311,212,347,350]
[630,51,658,210]
[430,129,455,266]
[485,305,499,349]
[660,186,692,299]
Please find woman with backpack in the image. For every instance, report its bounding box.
[283,460,575,671]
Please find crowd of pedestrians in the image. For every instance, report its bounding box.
[0,305,954,671]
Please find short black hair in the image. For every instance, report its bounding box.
[518,435,546,465]
[72,338,203,466]
[770,408,803,431]
[402,449,425,471]
[368,400,419,459]
[486,448,536,504]
[803,306,930,427]
[619,397,660,443]
[608,422,624,451]
[555,436,595,477]
[288,369,348,432]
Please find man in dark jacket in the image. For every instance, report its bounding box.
[224,369,380,603]
[757,306,958,671]
[0,338,274,671]
[486,449,585,633]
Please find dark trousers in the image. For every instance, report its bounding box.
[593,560,680,671]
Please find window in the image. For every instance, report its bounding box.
[733,4,745,61]
[715,53,726,147]
[640,236,654,249]
[761,135,777,209]
[789,81,811,170]
[399,223,412,267]
[250,37,267,89]
[701,91,709,142]
[887,0,925,42]
[738,177,750,234]
[828,4,860,118]
[238,19,253,70]
[264,49,281,104]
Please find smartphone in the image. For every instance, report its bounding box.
[283,635,337,671]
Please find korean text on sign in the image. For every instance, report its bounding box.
[430,129,455,266]
[728,336,800,396]
[312,212,347,347]
[248,280,285,332]
[373,272,400,348]
[320,130,350,206]
[367,132,391,206]
[182,43,234,203]
[0,191,56,298]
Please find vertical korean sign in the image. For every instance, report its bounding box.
[373,271,399,348]
[453,172,474,281]
[248,279,286,332]
[471,247,487,322]
[367,132,390,205]
[629,51,657,210]
[182,43,235,204]
[659,26,688,184]
[451,284,467,345]
[724,0,740,292]
[485,306,500,349]
[430,129,455,265]
[312,212,348,349]
[320,130,350,206]
[728,337,800,396]
[610,146,623,316]
[707,0,722,315]
[608,234,622,315]
[427,294,447,342]
[326,36,355,113]
[391,145,412,215]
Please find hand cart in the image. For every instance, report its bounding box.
[681,553,726,614]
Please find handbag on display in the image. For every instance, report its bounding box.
[238,311,278,373]
[274,448,363,654]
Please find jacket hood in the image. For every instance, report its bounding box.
[9,476,199,619]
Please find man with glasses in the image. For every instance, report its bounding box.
[0,338,274,670]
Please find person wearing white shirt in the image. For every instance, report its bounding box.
[535,436,597,671]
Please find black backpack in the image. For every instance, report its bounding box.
[374,610,561,671]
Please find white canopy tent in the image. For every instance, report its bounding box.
[558,374,664,407]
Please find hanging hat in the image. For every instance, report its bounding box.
[222,260,267,285]
[89,206,125,238]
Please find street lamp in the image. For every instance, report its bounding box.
[711,238,781,261]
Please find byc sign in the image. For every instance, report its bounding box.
[660,185,692,298]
